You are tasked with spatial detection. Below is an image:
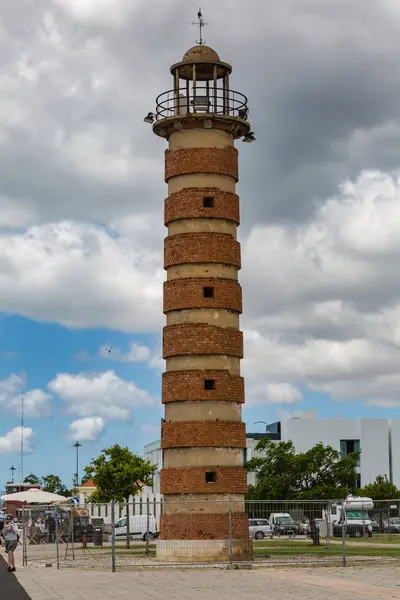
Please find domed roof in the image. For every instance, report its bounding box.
[182,45,220,63]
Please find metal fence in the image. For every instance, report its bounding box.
[17,498,400,570]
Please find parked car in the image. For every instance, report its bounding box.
[249,518,273,540]
[332,522,372,538]
[297,520,310,535]
[370,519,380,533]
[385,518,400,534]
[268,513,297,536]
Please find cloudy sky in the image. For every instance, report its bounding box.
[2,0,400,487]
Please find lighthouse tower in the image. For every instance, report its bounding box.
[149,16,254,563]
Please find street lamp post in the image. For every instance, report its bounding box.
[9,465,16,483]
[73,442,82,493]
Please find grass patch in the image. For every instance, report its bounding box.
[347,534,400,544]
[253,545,400,557]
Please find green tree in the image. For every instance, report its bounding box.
[246,439,359,501]
[42,474,70,497]
[360,475,400,500]
[23,474,42,486]
[246,439,359,545]
[84,444,155,548]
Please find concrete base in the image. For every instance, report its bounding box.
[156,539,252,563]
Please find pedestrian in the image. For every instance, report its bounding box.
[0,517,4,546]
[2,515,18,572]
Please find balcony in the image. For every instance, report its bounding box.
[155,85,249,121]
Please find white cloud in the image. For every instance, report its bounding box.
[0,196,36,229]
[242,170,400,322]
[98,342,150,362]
[0,374,52,417]
[49,370,154,421]
[0,373,24,402]
[8,389,53,418]
[241,170,400,407]
[54,0,136,26]
[0,221,163,332]
[69,417,105,441]
[263,383,302,405]
[2,0,400,422]
[0,427,35,454]
[147,345,164,373]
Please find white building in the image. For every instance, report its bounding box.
[143,439,163,494]
[145,416,400,492]
[246,416,400,488]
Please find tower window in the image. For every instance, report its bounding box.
[204,379,216,390]
[203,287,214,298]
[205,471,217,483]
[203,196,214,208]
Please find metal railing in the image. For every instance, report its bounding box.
[155,86,248,120]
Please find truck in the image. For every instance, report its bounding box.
[324,496,373,538]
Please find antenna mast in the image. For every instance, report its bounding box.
[191,7,208,45]
[20,393,24,482]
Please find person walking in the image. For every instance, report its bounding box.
[2,515,18,572]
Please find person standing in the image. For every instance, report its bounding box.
[2,515,18,572]
[0,515,5,545]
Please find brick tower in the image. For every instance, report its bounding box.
[149,24,254,562]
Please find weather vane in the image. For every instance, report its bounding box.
[191,7,207,45]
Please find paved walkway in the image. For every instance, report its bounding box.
[0,555,30,599]
[14,564,400,600]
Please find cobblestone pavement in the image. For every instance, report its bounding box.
[15,565,400,600]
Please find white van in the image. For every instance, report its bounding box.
[114,515,158,541]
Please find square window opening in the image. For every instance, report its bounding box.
[203,196,214,208]
[205,471,217,483]
[203,286,214,298]
[204,379,216,390]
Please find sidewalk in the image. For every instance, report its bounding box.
[14,564,400,600]
[0,556,30,599]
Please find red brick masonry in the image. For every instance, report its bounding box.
[162,370,245,403]
[165,146,239,182]
[163,324,243,358]
[160,466,248,494]
[164,188,240,225]
[160,513,249,540]
[161,421,246,449]
[164,232,241,268]
[163,278,242,313]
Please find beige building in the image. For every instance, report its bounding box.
[77,479,96,501]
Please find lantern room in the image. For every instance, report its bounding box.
[150,44,253,141]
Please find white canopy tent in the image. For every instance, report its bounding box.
[0,488,67,504]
